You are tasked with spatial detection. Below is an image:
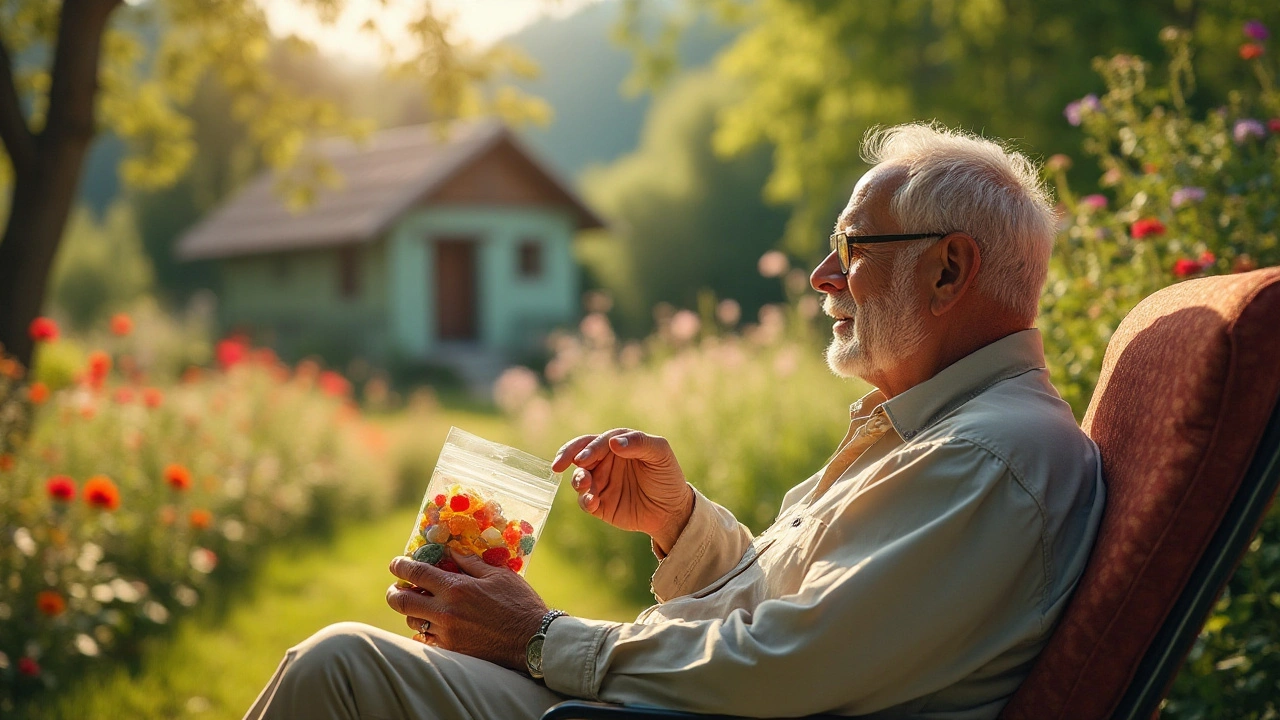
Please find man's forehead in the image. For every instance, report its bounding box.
[836,166,903,233]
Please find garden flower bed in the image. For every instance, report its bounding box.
[0,318,395,714]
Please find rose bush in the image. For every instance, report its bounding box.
[0,317,395,713]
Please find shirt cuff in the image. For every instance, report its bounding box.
[541,615,621,699]
[649,487,751,603]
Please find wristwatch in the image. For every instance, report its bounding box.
[525,609,568,679]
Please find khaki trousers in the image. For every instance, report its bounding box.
[243,622,565,720]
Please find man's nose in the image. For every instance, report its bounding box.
[811,251,847,294]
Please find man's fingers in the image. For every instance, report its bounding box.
[573,428,633,468]
[579,490,601,515]
[389,556,448,592]
[608,431,673,464]
[386,583,443,620]
[570,467,593,494]
[553,435,597,472]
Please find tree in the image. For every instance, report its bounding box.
[0,0,543,368]
[622,0,1276,258]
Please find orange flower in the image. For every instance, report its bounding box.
[0,454,14,472]
[142,387,164,408]
[1240,43,1265,60]
[27,381,49,405]
[109,313,133,336]
[84,475,120,511]
[164,463,192,491]
[319,371,351,398]
[181,366,203,385]
[28,317,58,343]
[0,357,23,380]
[189,508,213,530]
[36,590,66,617]
[216,336,249,369]
[46,475,76,502]
[87,351,111,389]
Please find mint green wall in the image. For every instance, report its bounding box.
[386,205,580,358]
[219,242,389,361]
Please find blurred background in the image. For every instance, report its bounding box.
[1,0,1278,717]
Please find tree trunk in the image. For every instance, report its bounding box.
[0,0,120,369]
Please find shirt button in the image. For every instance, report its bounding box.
[791,517,803,528]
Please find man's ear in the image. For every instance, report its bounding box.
[930,233,981,316]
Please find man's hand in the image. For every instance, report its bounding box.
[385,554,547,670]
[552,429,695,554]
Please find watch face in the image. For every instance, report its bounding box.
[526,634,545,676]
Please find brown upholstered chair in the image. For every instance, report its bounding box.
[543,268,1280,720]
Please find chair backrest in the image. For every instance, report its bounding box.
[1000,267,1280,720]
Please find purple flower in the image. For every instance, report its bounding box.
[1171,187,1206,208]
[1244,20,1269,41]
[1080,194,1108,210]
[1234,119,1267,144]
[1064,94,1101,126]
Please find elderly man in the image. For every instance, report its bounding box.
[245,123,1104,720]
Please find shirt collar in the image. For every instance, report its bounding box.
[877,329,1047,441]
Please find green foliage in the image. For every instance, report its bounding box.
[580,69,790,336]
[1042,28,1279,417]
[1040,27,1279,717]
[628,1,1276,259]
[48,204,154,332]
[502,292,861,603]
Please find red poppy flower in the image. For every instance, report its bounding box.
[17,657,40,677]
[0,453,14,472]
[84,475,120,511]
[87,351,111,389]
[1269,118,1280,134]
[1172,258,1202,277]
[1130,218,1167,239]
[28,317,58,343]
[36,589,66,617]
[27,381,49,405]
[142,387,164,408]
[47,475,76,502]
[216,337,249,370]
[1240,43,1265,60]
[189,508,213,530]
[1198,251,1216,268]
[164,463,192,492]
[109,313,133,337]
[318,371,351,398]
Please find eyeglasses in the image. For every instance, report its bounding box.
[828,232,948,274]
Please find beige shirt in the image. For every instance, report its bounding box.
[543,330,1105,719]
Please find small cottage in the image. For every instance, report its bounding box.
[176,120,604,380]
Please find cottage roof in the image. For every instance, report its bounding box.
[175,119,604,261]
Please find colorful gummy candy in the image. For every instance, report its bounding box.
[404,484,538,574]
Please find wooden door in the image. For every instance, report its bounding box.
[435,239,478,341]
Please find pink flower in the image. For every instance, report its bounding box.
[1080,194,1108,210]
[1063,94,1101,126]
[1234,119,1266,143]
[1244,20,1269,41]
[757,251,789,278]
[1170,187,1206,208]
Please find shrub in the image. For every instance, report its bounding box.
[1042,23,1279,718]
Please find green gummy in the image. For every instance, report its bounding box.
[519,535,536,556]
[413,543,445,565]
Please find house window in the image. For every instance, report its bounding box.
[339,246,360,299]
[518,240,543,279]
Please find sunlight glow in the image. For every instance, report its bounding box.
[263,0,602,67]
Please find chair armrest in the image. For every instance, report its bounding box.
[540,700,847,720]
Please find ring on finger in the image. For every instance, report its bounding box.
[419,619,431,634]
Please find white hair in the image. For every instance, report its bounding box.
[860,123,1058,324]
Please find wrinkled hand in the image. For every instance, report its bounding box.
[385,554,547,670]
[552,429,694,553]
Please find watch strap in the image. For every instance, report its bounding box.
[538,609,568,636]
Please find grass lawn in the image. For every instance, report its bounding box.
[25,506,647,720]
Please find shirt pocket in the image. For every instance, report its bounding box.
[687,536,778,600]
[756,514,830,598]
